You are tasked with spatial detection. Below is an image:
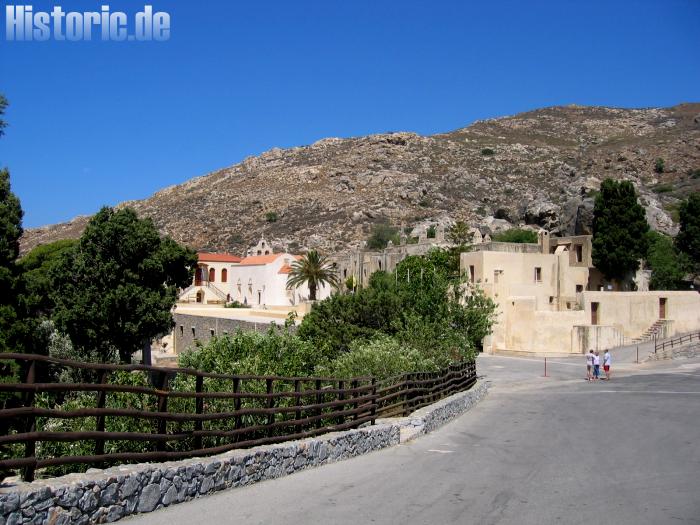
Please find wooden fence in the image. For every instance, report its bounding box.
[0,353,476,482]
[654,331,700,354]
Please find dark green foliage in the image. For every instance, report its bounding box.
[646,231,688,290]
[689,168,700,180]
[654,158,665,174]
[50,207,198,363]
[265,211,278,223]
[0,168,24,355]
[491,228,538,244]
[481,148,495,156]
[18,239,77,318]
[297,249,496,366]
[675,192,700,265]
[366,222,400,250]
[286,250,339,301]
[653,183,673,194]
[224,300,250,308]
[592,179,650,281]
[426,225,437,238]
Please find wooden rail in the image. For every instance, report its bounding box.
[0,353,476,481]
[654,331,700,354]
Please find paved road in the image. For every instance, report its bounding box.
[126,355,700,525]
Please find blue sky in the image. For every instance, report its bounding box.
[1,0,699,228]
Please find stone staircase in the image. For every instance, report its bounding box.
[632,319,670,343]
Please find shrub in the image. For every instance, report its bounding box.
[265,211,278,223]
[426,225,437,239]
[491,229,538,243]
[366,223,400,250]
[481,148,495,156]
[654,158,665,174]
[653,183,673,194]
[225,300,250,308]
[323,335,438,380]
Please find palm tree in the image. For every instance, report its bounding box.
[448,220,473,247]
[286,250,339,301]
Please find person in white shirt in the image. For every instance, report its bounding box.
[586,350,594,381]
[603,350,612,380]
[593,350,601,380]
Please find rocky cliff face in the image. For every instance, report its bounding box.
[20,103,700,255]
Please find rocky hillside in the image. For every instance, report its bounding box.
[21,103,700,255]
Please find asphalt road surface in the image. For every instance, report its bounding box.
[126,354,700,525]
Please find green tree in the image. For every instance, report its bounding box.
[366,222,399,250]
[491,228,538,243]
[646,231,688,290]
[592,179,650,281]
[18,239,77,318]
[286,249,339,301]
[0,168,23,355]
[654,158,665,174]
[448,220,473,247]
[50,207,197,363]
[675,192,700,266]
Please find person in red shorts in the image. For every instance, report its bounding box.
[603,349,612,380]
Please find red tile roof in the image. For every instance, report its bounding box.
[238,254,284,265]
[198,252,242,263]
[278,265,293,274]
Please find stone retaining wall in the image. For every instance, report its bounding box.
[0,381,488,525]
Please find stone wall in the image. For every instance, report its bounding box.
[0,382,487,525]
[173,313,294,354]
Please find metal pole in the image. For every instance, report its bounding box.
[544,357,547,377]
[636,345,639,364]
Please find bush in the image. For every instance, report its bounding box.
[366,223,400,250]
[323,335,438,380]
[265,211,278,223]
[653,183,673,194]
[481,148,495,156]
[654,158,665,174]
[224,300,249,308]
[491,229,538,243]
[426,225,437,239]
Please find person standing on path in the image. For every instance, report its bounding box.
[604,350,612,380]
[586,349,594,381]
[593,350,601,380]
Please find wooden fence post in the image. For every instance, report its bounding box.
[315,379,323,429]
[293,379,302,431]
[337,381,345,425]
[351,380,359,421]
[194,375,204,450]
[370,378,377,425]
[94,369,110,460]
[266,379,275,438]
[155,371,169,452]
[233,378,242,442]
[22,360,37,482]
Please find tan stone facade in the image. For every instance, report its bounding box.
[461,232,700,355]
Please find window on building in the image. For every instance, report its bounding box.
[575,244,583,263]
[534,267,542,282]
[576,284,583,293]
[209,268,215,282]
[591,302,599,325]
[221,269,227,282]
[179,325,184,336]
[469,265,475,283]
[549,296,554,304]
[210,328,215,336]
[191,327,196,337]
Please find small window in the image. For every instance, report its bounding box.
[210,328,215,336]
[549,296,554,304]
[576,285,583,293]
[221,268,227,283]
[469,265,475,283]
[534,267,542,282]
[179,325,184,336]
[575,244,583,263]
[191,327,196,336]
[209,268,215,282]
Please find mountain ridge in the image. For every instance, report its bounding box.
[20,103,700,255]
